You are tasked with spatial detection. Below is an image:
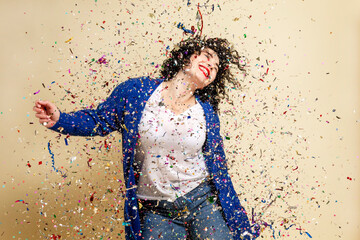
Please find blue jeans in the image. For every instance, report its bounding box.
[138,180,233,240]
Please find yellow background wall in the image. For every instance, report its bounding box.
[0,0,359,239]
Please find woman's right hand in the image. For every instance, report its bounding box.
[33,100,60,128]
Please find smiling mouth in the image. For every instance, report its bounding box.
[199,65,210,78]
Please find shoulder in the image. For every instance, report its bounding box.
[197,97,219,121]
[113,76,164,96]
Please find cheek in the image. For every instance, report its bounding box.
[189,55,198,66]
[212,72,218,79]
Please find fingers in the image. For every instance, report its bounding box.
[35,112,50,119]
[37,100,53,109]
[38,118,56,128]
[34,100,59,127]
[35,100,45,108]
[39,118,49,124]
[33,105,43,113]
[34,100,51,110]
[34,100,57,114]
[34,100,51,119]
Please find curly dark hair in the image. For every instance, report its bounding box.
[160,35,246,112]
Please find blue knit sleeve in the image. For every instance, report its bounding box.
[49,79,132,137]
[212,113,260,239]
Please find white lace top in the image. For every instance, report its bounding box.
[135,82,209,201]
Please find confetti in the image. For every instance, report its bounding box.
[65,37,73,43]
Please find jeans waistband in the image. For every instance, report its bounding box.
[138,179,214,210]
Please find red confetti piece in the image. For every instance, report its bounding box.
[87,158,92,168]
[90,191,96,202]
[50,234,61,240]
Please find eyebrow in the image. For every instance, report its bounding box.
[205,50,220,70]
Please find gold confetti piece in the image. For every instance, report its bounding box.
[65,37,73,43]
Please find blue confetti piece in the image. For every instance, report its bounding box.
[48,142,66,178]
[284,224,295,230]
[268,224,276,239]
[176,22,195,35]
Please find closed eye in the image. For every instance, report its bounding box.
[205,54,218,71]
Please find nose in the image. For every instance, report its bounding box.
[207,62,215,70]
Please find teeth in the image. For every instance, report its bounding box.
[199,66,209,77]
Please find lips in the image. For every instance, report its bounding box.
[199,65,210,78]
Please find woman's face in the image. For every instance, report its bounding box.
[184,48,220,89]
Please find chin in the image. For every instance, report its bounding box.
[192,79,208,90]
[197,82,210,90]
[194,75,210,87]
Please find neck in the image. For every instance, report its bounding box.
[164,70,197,103]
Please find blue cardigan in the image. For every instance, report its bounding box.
[50,76,259,239]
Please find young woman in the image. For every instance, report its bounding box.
[33,36,260,240]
